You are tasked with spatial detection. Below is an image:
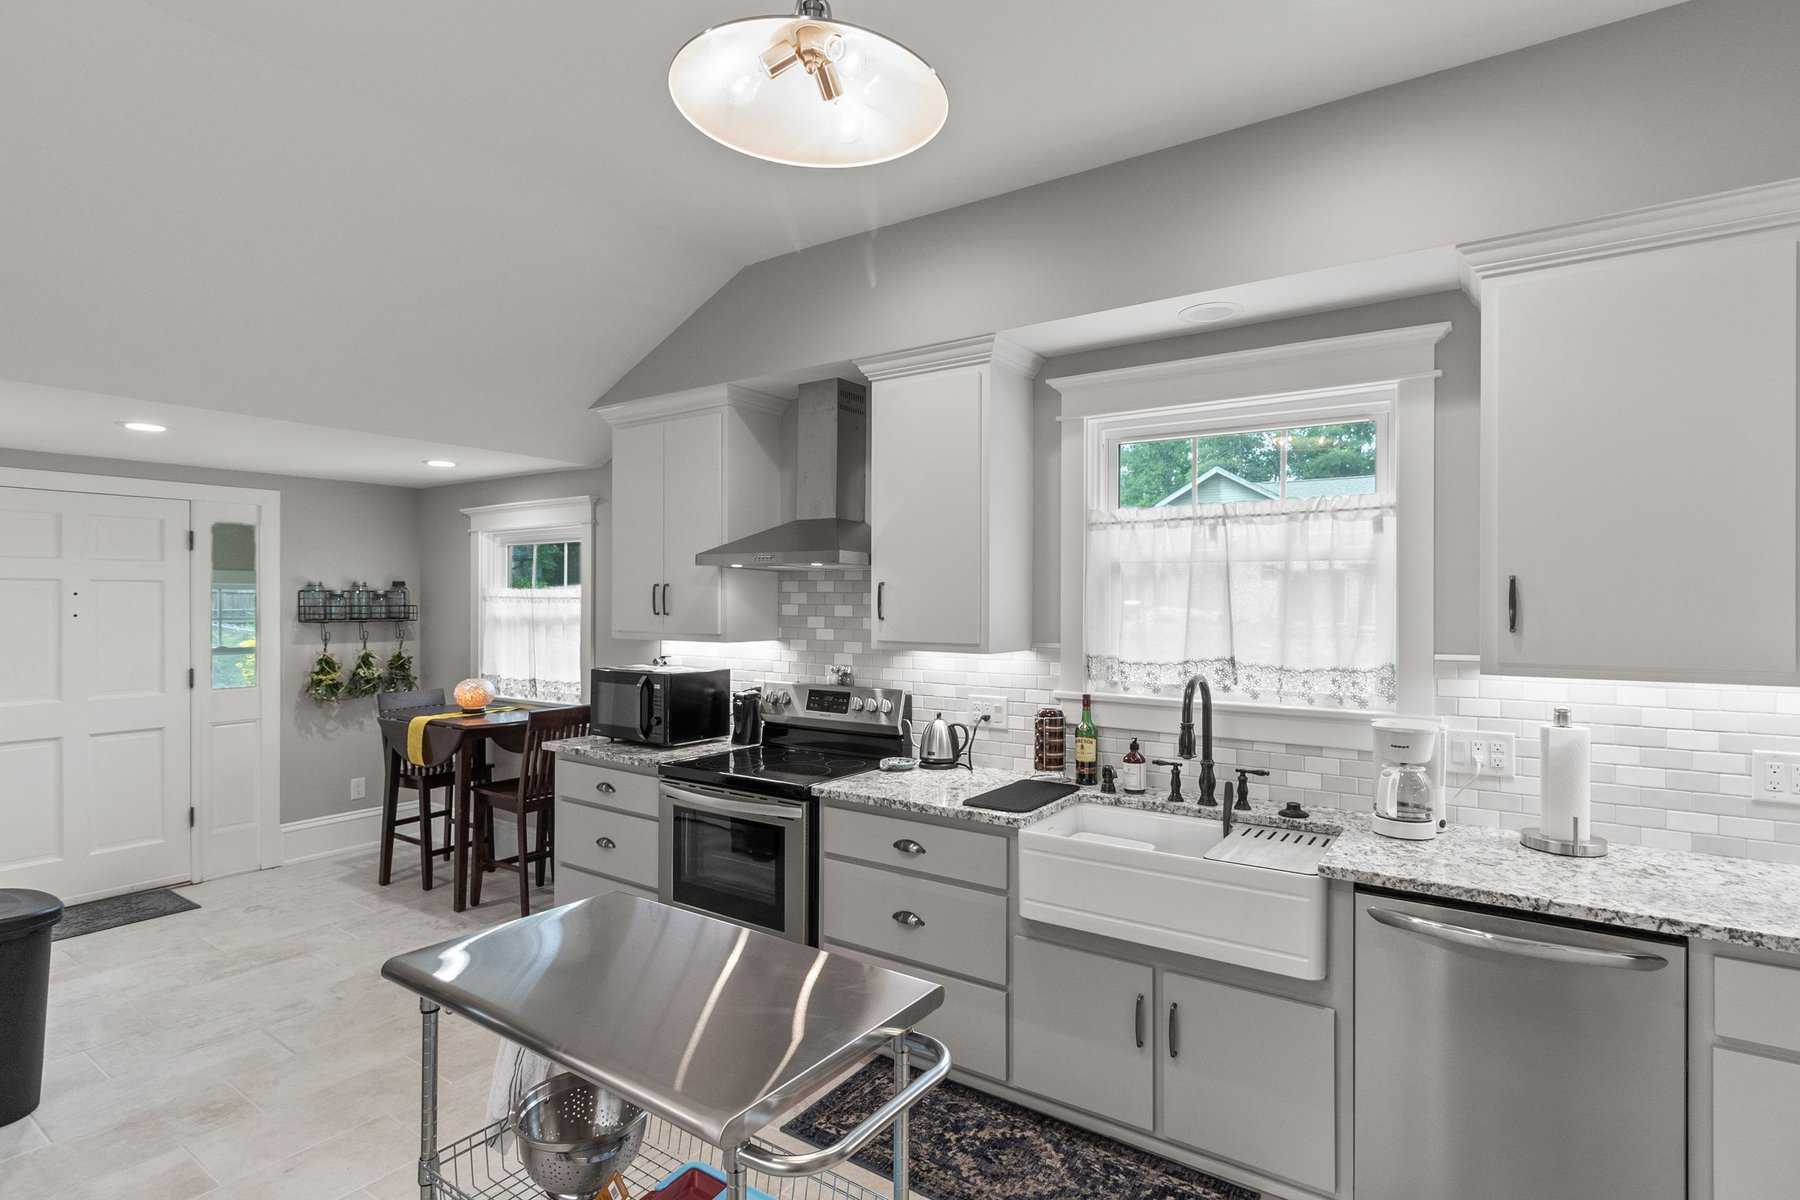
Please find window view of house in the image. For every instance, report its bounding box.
[1118,420,1377,508]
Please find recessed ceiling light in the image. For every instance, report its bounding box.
[119,420,168,433]
[423,459,457,469]
[1176,301,1242,325]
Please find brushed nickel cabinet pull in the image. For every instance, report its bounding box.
[892,910,925,928]
[595,837,616,850]
[893,838,927,855]
[596,781,616,794]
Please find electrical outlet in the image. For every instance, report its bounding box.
[350,776,366,801]
[969,693,1009,726]
[1752,751,1800,803]
[1448,732,1515,778]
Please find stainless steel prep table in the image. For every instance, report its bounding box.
[381,893,950,1200]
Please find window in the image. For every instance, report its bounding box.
[478,531,584,703]
[210,522,256,688]
[509,540,582,590]
[1088,396,1396,710]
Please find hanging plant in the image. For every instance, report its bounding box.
[346,645,384,698]
[306,647,346,703]
[383,645,418,692]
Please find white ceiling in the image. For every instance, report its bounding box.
[0,0,1682,485]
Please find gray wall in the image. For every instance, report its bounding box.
[604,0,1800,405]
[0,447,421,823]
[1029,291,1480,653]
[413,465,654,694]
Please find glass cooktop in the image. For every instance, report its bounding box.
[661,741,884,798]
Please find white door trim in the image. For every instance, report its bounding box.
[0,466,283,879]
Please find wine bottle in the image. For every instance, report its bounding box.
[1075,694,1098,786]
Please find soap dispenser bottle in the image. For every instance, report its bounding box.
[1122,738,1147,794]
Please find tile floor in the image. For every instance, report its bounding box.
[0,850,900,1200]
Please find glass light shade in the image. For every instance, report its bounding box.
[453,677,495,713]
[668,14,947,168]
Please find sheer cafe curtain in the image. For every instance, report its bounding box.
[481,574,582,703]
[1085,494,1396,709]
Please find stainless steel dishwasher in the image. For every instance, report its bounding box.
[1355,892,1685,1200]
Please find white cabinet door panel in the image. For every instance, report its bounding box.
[1714,1047,1800,1200]
[1010,936,1154,1130]
[1486,235,1798,679]
[610,421,665,638]
[870,367,985,648]
[660,409,725,638]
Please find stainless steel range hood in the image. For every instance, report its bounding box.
[696,378,868,570]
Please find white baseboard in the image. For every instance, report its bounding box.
[280,800,539,865]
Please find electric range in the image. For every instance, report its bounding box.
[658,682,912,944]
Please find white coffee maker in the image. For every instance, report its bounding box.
[1372,717,1446,841]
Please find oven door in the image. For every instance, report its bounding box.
[660,783,809,943]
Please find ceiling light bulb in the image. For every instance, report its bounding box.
[119,420,167,433]
[669,1,947,168]
[424,459,457,468]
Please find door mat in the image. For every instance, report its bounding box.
[783,1061,1259,1200]
[52,888,200,941]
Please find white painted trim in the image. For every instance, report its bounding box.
[1052,690,1378,752]
[462,495,592,532]
[280,799,415,865]
[1435,652,1481,663]
[591,382,790,426]
[0,467,283,881]
[1458,176,1800,300]
[856,333,1044,381]
[1053,324,1444,739]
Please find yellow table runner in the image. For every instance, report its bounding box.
[404,707,522,766]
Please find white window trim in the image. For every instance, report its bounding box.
[1047,323,1447,751]
[463,496,594,703]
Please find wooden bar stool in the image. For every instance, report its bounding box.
[469,706,590,917]
[377,688,457,890]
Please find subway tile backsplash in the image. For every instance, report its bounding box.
[663,570,1800,864]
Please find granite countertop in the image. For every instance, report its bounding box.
[818,762,1800,954]
[547,735,732,770]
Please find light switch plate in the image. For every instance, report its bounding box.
[350,776,366,801]
[1751,751,1800,803]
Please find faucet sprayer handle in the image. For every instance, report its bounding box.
[1151,759,1185,803]
[1234,767,1270,810]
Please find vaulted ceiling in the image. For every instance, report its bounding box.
[0,0,1682,482]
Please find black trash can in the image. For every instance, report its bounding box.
[0,889,63,1126]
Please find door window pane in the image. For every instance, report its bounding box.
[210,523,256,689]
[1281,420,1378,498]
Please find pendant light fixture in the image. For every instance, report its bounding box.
[668,0,948,169]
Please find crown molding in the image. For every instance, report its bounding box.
[1458,177,1800,302]
[855,333,1044,381]
[590,382,790,426]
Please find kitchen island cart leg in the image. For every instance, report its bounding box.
[419,998,440,1200]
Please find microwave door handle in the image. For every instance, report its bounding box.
[663,785,804,823]
[636,675,653,741]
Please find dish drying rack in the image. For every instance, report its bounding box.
[426,1112,887,1200]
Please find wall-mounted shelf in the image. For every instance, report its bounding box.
[296,600,418,623]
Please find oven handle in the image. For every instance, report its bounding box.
[662,783,805,823]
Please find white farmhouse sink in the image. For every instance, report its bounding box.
[1017,805,1330,980]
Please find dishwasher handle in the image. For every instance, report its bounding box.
[1367,907,1668,971]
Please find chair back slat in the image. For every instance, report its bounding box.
[518,707,590,804]
[379,688,448,714]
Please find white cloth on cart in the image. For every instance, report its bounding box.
[489,1039,559,1125]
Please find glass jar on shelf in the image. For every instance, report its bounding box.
[384,580,409,619]
[325,589,349,621]
[348,581,374,620]
[298,581,326,620]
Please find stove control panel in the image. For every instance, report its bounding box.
[761,683,910,732]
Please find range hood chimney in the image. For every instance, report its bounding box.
[696,378,869,570]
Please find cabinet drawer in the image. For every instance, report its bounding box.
[557,759,659,818]
[821,859,1006,985]
[1715,1048,1800,1199]
[557,864,656,908]
[824,806,1007,890]
[823,941,1008,1081]
[557,800,659,889]
[1716,956,1800,1053]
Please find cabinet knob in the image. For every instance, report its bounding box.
[892,838,927,856]
[596,781,616,794]
[596,837,616,850]
[892,910,925,928]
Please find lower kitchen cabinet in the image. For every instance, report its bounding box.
[1011,937,1154,1130]
[556,863,655,906]
[1159,972,1336,1193]
[1714,1046,1800,1197]
[824,941,1009,1081]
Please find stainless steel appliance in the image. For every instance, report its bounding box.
[590,665,730,745]
[1355,892,1685,1200]
[659,682,911,943]
[730,687,763,745]
[914,712,974,770]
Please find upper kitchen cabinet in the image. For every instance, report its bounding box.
[856,335,1041,653]
[1466,182,1800,684]
[596,384,786,642]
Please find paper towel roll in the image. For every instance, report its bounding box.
[1539,709,1592,842]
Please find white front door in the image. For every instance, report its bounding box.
[0,487,192,902]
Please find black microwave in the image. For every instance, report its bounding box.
[590,666,730,745]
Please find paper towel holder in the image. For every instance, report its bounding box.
[1521,708,1609,857]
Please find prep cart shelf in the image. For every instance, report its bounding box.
[428,1113,887,1200]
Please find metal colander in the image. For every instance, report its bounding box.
[512,1072,648,1200]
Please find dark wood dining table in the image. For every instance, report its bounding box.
[376,703,584,912]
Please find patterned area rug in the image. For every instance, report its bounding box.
[52,887,199,940]
[783,1062,1260,1200]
